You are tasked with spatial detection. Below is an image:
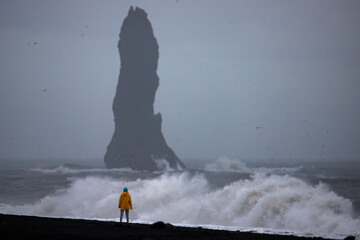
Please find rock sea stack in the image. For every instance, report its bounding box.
[104,7,186,171]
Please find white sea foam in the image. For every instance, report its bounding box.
[30,159,182,174]
[253,166,304,175]
[204,157,251,173]
[203,157,302,175]
[0,172,359,239]
[30,166,138,174]
[154,159,176,172]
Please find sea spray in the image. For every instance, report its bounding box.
[0,171,359,238]
[204,157,251,173]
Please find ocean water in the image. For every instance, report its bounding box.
[0,158,359,239]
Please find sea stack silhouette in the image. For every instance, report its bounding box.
[104,6,186,171]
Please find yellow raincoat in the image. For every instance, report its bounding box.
[118,192,133,210]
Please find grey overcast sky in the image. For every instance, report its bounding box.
[0,0,359,161]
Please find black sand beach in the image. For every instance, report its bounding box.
[0,213,343,240]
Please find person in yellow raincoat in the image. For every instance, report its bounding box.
[118,187,133,223]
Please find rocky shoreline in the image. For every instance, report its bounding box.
[0,213,349,240]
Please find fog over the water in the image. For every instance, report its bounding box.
[0,0,359,161]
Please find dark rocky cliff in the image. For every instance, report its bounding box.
[104,6,186,171]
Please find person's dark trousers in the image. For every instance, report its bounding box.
[120,210,129,223]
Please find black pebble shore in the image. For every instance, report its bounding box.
[0,213,350,240]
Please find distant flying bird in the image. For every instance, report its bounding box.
[42,88,47,92]
[256,126,261,130]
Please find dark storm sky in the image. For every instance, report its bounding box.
[0,0,359,161]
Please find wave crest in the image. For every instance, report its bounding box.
[0,172,359,238]
[204,157,251,173]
